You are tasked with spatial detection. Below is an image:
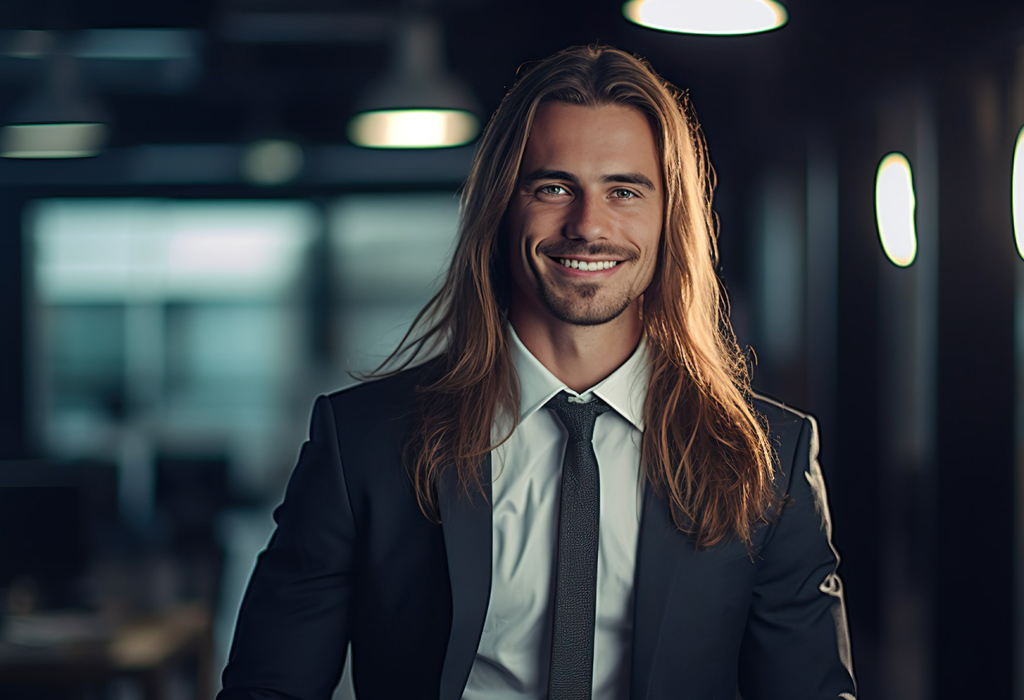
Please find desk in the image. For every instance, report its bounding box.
[0,601,213,700]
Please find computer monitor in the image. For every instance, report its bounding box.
[0,460,117,609]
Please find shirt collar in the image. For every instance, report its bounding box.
[508,323,649,431]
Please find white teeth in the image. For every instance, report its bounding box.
[557,258,619,270]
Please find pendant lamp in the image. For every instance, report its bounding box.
[2,50,109,159]
[348,17,479,149]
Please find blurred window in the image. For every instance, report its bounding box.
[26,193,460,494]
[329,193,460,375]
[26,199,317,493]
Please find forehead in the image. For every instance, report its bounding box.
[519,101,661,185]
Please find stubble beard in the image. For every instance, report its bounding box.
[536,277,637,327]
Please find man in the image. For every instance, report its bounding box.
[219,45,856,700]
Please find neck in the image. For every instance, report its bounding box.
[509,303,643,392]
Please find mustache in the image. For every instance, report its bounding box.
[539,243,637,260]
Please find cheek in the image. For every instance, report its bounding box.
[505,204,533,250]
[504,217,535,285]
[503,210,524,258]
[628,212,663,262]
[637,222,663,282]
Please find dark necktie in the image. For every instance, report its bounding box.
[545,391,611,700]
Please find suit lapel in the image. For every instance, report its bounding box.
[437,453,493,700]
[631,480,686,700]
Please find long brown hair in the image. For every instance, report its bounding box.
[374,44,780,549]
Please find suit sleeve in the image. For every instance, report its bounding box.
[218,395,357,700]
[737,416,857,700]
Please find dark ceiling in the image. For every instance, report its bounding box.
[0,0,1022,162]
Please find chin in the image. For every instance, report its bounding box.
[540,290,636,327]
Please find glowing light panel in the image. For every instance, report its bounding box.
[32,200,317,301]
[875,152,917,267]
[348,109,479,149]
[622,0,788,36]
[1,123,107,159]
[1013,125,1024,260]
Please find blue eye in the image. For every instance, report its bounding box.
[538,184,569,196]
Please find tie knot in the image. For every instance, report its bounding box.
[544,392,610,444]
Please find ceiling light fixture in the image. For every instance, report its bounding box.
[347,17,479,149]
[241,138,305,186]
[622,0,788,36]
[2,50,108,159]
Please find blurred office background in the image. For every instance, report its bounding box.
[0,0,1022,698]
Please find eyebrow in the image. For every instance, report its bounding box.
[520,168,657,191]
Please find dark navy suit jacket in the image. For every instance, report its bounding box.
[218,361,857,700]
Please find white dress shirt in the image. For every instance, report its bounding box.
[462,325,649,700]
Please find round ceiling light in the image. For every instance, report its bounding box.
[241,139,305,185]
[623,0,788,36]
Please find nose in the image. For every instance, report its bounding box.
[563,192,607,241]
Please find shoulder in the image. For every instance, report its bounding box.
[751,391,816,444]
[750,391,819,488]
[751,391,811,432]
[325,356,444,420]
[323,356,444,409]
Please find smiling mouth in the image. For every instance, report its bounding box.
[553,257,622,271]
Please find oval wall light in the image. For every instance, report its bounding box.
[622,0,788,36]
[1013,125,1024,260]
[875,152,917,267]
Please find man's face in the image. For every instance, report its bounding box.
[506,101,664,328]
